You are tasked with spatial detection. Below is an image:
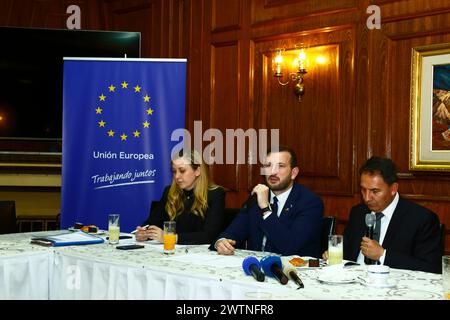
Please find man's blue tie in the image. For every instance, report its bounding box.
[263,197,278,252]
[271,196,278,217]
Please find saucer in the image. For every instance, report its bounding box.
[364,278,397,288]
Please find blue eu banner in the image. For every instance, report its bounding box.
[61,58,186,232]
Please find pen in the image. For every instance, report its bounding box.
[130,224,149,234]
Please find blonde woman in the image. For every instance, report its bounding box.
[135,149,225,244]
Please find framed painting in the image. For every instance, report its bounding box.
[410,42,450,171]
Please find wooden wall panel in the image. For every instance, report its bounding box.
[0,1,13,25]
[38,1,99,28]
[252,27,355,195]
[201,0,449,252]
[373,10,450,200]
[184,0,205,131]
[250,0,357,26]
[102,1,160,58]
[208,42,241,192]
[0,0,103,29]
[102,0,186,58]
[355,1,450,252]
[374,0,450,22]
[211,0,241,32]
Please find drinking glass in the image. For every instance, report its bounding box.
[443,255,450,300]
[108,214,120,245]
[163,221,176,254]
[328,235,343,265]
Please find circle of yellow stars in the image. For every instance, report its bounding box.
[95,82,155,141]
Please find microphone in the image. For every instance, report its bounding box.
[365,213,375,239]
[283,264,304,289]
[242,256,265,282]
[260,256,289,285]
[364,213,375,264]
[242,193,257,209]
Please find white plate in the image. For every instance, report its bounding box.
[317,273,358,284]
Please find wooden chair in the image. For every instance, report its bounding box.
[440,223,446,255]
[223,208,240,231]
[0,201,17,234]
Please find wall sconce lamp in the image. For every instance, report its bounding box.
[273,46,308,102]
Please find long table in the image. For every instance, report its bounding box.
[0,231,445,300]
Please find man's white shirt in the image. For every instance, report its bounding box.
[356,192,399,265]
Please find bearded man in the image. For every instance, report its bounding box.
[212,145,324,257]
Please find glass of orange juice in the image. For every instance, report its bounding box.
[163,221,176,254]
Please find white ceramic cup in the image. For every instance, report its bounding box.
[367,265,390,286]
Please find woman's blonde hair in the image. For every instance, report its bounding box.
[166,149,218,220]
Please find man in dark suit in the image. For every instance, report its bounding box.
[212,146,324,257]
[343,156,442,274]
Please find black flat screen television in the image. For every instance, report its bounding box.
[0,27,141,167]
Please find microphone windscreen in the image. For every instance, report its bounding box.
[365,213,375,227]
[260,256,282,277]
[283,264,304,288]
[282,264,296,278]
[242,256,261,275]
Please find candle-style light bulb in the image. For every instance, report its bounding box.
[298,48,306,70]
[274,51,283,75]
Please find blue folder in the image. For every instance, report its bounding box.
[31,231,104,246]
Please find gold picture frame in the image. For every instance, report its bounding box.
[410,43,450,171]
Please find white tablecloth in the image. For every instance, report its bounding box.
[0,232,52,299]
[0,232,445,300]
